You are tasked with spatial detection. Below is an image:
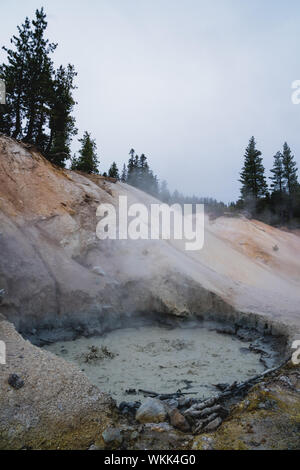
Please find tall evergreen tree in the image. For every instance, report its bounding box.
[0,17,32,138]
[0,70,13,136]
[71,132,99,174]
[121,163,127,182]
[0,8,77,165]
[269,151,286,223]
[270,151,284,194]
[239,137,268,207]
[23,8,57,146]
[281,142,299,221]
[108,162,120,179]
[140,153,147,169]
[47,64,77,166]
[282,142,298,195]
[127,148,138,185]
[125,149,159,195]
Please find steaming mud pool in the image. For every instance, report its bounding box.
[43,325,269,404]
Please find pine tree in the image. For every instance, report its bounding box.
[282,142,298,195]
[47,64,77,166]
[137,153,148,187]
[270,151,284,194]
[127,149,138,186]
[239,137,268,206]
[108,162,120,179]
[71,132,99,174]
[280,142,299,221]
[140,153,147,169]
[139,158,159,195]
[23,8,57,146]
[0,17,32,138]
[125,150,160,196]
[0,68,13,135]
[269,151,286,223]
[121,164,127,182]
[0,8,77,164]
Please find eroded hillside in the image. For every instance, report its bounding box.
[0,135,299,333]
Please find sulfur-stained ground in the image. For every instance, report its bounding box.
[193,362,300,450]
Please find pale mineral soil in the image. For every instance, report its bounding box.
[44,325,267,404]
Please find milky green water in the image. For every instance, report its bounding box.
[44,325,265,403]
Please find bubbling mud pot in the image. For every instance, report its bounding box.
[43,324,276,404]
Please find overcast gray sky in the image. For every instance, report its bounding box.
[2,0,300,202]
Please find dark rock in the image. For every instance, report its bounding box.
[236,328,260,342]
[125,388,137,395]
[8,374,24,390]
[119,401,141,416]
[169,408,191,432]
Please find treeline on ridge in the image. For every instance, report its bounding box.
[0,9,299,226]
